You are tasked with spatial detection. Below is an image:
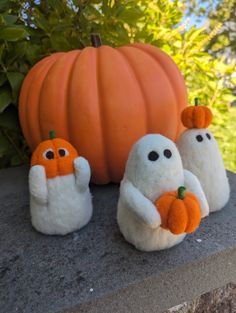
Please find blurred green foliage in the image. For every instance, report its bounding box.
[0,0,235,171]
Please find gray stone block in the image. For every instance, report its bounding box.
[0,166,236,313]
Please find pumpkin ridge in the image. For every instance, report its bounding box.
[64,51,81,141]
[27,56,61,149]
[194,106,204,128]
[166,197,178,224]
[95,47,110,181]
[168,199,187,234]
[183,196,201,233]
[130,44,186,140]
[205,107,213,126]
[69,47,110,184]
[181,106,194,128]
[118,45,177,136]
[38,56,63,142]
[19,56,52,148]
[116,47,149,133]
[52,138,59,177]
[186,192,200,205]
[39,52,76,141]
[157,194,176,228]
[203,107,207,128]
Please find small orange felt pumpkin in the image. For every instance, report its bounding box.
[31,130,78,179]
[181,98,213,129]
[155,186,201,235]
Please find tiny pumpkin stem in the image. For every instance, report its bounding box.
[91,33,102,47]
[194,98,199,106]
[49,130,56,139]
[178,186,186,200]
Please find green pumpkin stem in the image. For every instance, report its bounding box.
[49,130,56,139]
[194,98,199,106]
[91,33,102,48]
[178,186,186,200]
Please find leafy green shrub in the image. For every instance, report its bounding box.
[0,0,235,171]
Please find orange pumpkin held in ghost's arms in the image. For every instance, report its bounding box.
[155,186,201,235]
[19,34,188,184]
[181,98,213,129]
[31,130,78,179]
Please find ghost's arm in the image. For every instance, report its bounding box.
[120,178,161,228]
[184,169,209,217]
[74,157,91,192]
[29,165,48,204]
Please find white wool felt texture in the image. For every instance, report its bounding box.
[177,129,230,212]
[29,157,93,235]
[183,169,209,218]
[117,134,208,252]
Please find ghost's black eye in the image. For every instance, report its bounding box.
[58,148,68,157]
[196,135,203,142]
[163,149,172,158]
[206,133,211,140]
[148,151,159,161]
[43,149,54,160]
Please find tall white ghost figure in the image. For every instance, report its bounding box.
[177,129,230,212]
[117,134,209,251]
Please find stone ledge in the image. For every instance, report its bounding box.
[0,166,236,313]
[165,283,236,313]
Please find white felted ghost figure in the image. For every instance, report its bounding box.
[29,132,93,235]
[177,100,230,213]
[177,129,230,212]
[117,134,209,252]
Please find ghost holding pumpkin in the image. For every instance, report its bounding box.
[117,134,209,251]
[177,99,230,212]
[29,130,93,235]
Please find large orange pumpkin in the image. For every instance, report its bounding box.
[19,35,187,184]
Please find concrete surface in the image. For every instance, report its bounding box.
[0,166,236,313]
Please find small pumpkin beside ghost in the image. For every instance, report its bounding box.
[155,186,201,235]
[29,131,93,235]
[181,98,213,129]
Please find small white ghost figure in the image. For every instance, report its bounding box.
[117,134,209,252]
[29,135,93,235]
[177,129,230,213]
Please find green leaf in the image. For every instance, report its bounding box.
[0,0,9,9]
[0,43,4,60]
[118,8,143,23]
[10,154,21,166]
[5,41,27,66]
[0,88,11,112]
[0,132,9,157]
[34,8,50,33]
[2,15,18,25]
[0,106,20,131]
[50,32,70,51]
[185,27,205,42]
[222,94,236,103]
[0,73,7,86]
[6,72,24,103]
[0,27,29,41]
[48,0,65,14]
